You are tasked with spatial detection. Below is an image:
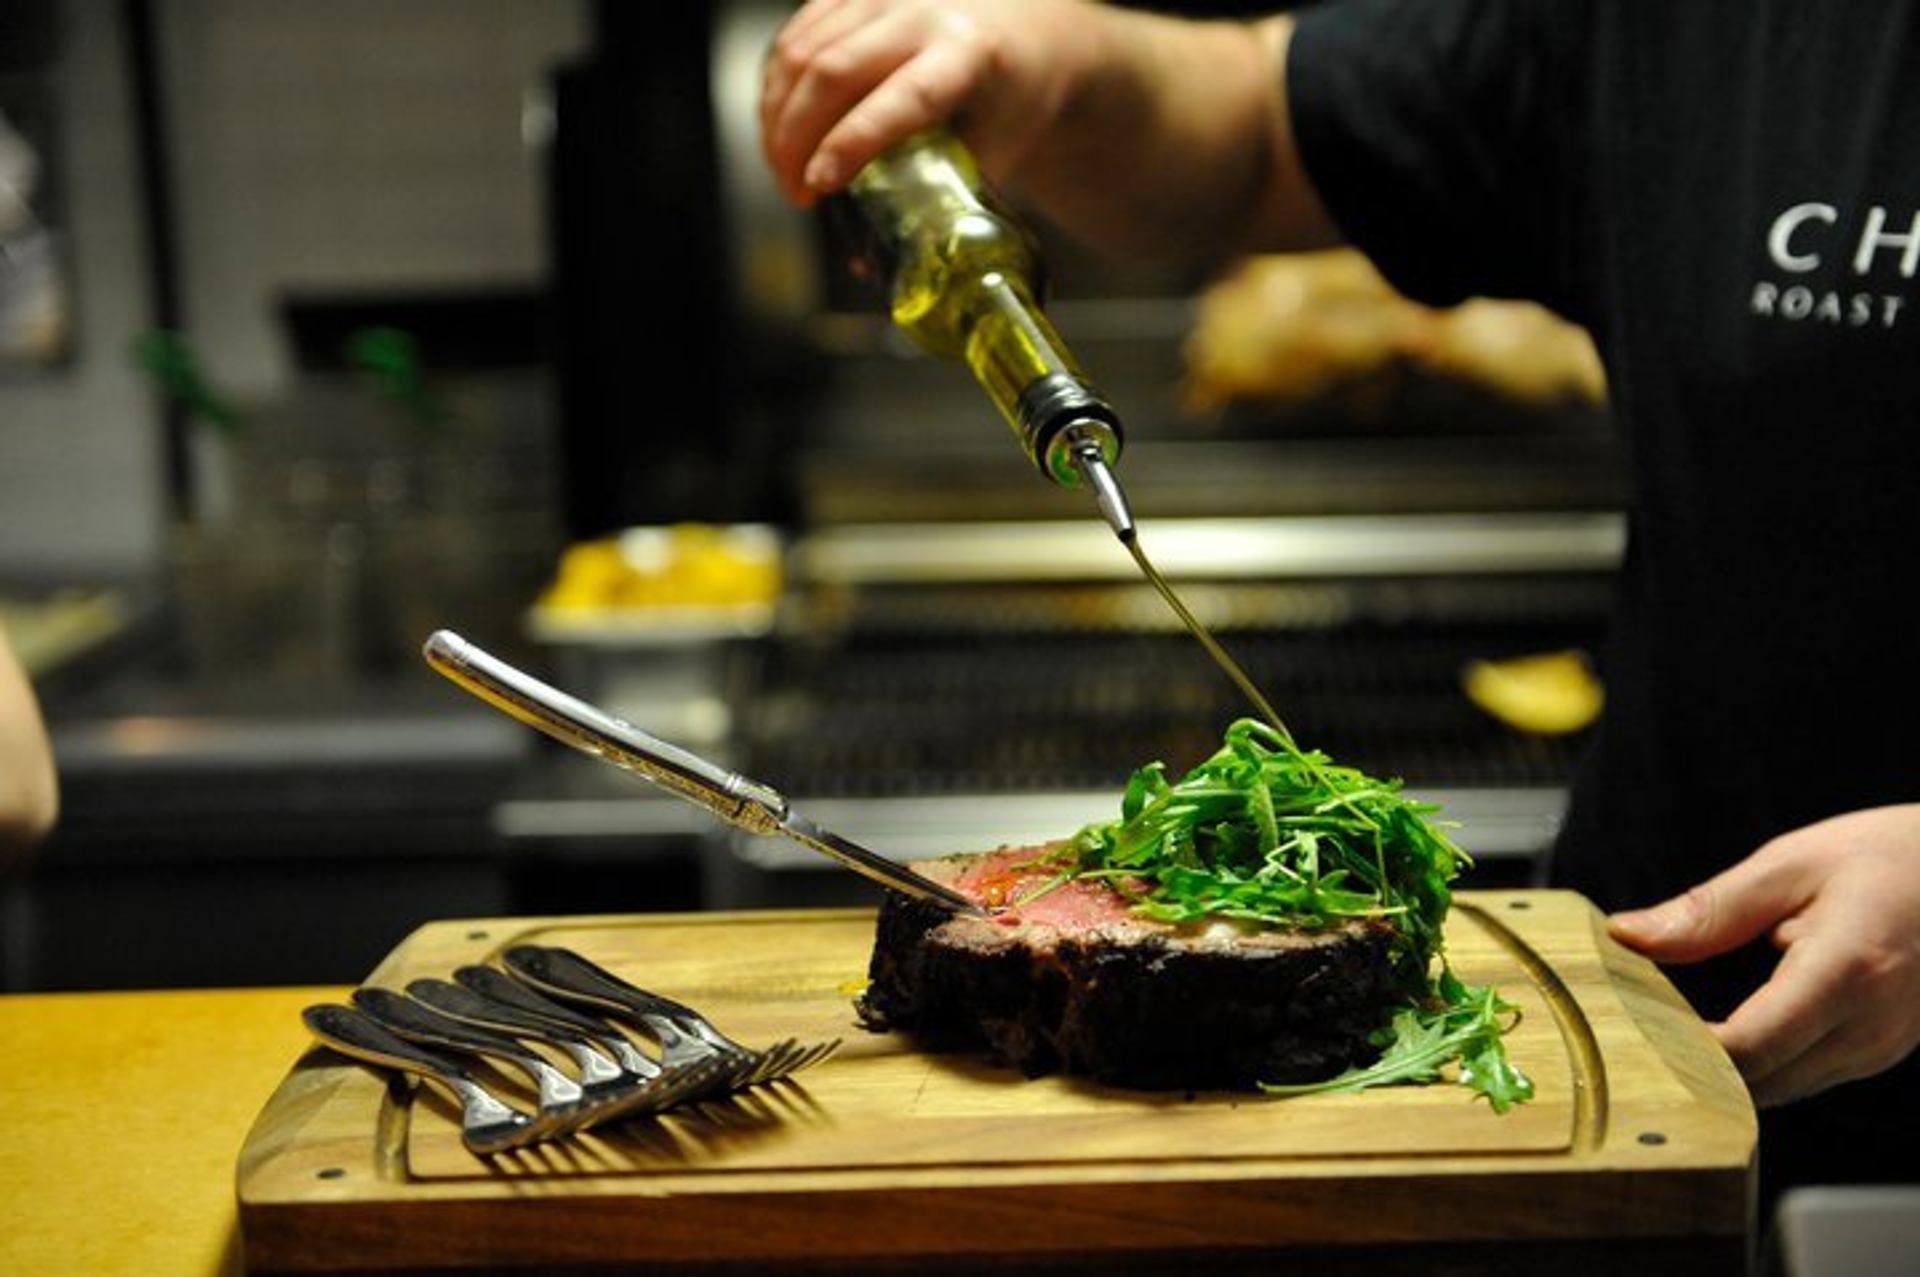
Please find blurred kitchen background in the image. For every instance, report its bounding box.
[0,0,1625,992]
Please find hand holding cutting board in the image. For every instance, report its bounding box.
[1610,804,1920,1108]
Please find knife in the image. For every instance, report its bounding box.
[422,629,987,917]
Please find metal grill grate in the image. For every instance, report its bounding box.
[747,611,1605,798]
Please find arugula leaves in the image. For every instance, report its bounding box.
[1062,718,1532,1110]
[1260,981,1534,1112]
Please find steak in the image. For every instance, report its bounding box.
[857,844,1405,1090]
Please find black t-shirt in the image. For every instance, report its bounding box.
[1289,0,1920,1199]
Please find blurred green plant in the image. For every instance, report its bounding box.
[346,326,446,428]
[133,329,242,433]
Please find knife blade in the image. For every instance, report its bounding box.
[422,629,987,917]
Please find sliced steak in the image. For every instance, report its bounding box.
[857,844,1405,1090]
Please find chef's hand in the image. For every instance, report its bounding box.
[1608,805,1920,1107]
[760,0,1082,204]
[759,0,1339,259]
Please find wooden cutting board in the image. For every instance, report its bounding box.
[236,891,1756,1275]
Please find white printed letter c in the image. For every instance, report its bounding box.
[1768,203,1838,273]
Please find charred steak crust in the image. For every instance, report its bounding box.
[857,849,1404,1091]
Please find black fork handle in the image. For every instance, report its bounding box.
[406,977,601,1052]
[303,1003,478,1092]
[351,986,555,1080]
[455,964,636,1044]
[500,946,704,1050]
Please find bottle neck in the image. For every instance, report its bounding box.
[958,271,1120,483]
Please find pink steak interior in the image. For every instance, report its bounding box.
[944,846,1148,931]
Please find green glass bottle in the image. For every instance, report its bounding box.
[846,127,1124,493]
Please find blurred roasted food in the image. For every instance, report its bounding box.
[1182,250,1607,417]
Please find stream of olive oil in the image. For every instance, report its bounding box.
[1123,531,1297,748]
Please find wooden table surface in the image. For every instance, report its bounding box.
[0,985,343,1277]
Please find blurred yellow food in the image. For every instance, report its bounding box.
[1463,649,1604,736]
[538,524,781,613]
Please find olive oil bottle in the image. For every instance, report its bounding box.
[846,128,1291,741]
[845,127,1123,495]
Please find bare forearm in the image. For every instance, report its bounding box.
[0,634,57,870]
[1009,12,1338,265]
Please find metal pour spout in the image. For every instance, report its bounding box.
[1064,424,1136,543]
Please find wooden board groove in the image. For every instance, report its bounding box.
[1453,899,1608,1151]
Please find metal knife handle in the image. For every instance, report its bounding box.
[423,629,788,835]
[425,629,988,917]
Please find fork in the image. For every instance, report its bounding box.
[350,987,594,1138]
[497,946,760,1093]
[452,964,667,1083]
[501,945,840,1088]
[301,1003,537,1155]
[405,976,729,1120]
[406,977,629,1091]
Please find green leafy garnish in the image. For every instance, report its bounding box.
[1061,717,1531,1109]
[1261,980,1534,1112]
